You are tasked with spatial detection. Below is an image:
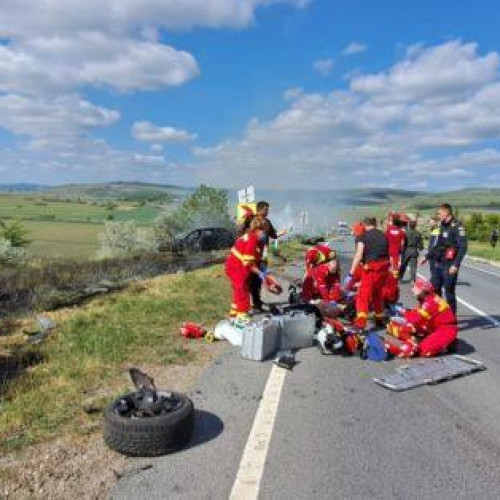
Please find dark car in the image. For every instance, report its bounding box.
[173,227,235,253]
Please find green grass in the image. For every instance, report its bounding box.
[0,192,166,258]
[0,265,230,452]
[23,221,102,258]
[467,241,500,262]
[0,193,165,225]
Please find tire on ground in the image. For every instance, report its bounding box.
[103,391,195,457]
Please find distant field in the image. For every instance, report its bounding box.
[0,193,169,258]
[0,194,164,225]
[23,221,102,258]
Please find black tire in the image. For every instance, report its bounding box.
[103,391,195,457]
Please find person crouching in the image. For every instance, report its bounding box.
[225,217,280,321]
[302,251,342,303]
[302,244,339,301]
[385,278,458,357]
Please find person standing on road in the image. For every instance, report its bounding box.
[238,201,286,312]
[420,204,467,315]
[225,217,280,321]
[399,219,423,283]
[385,213,406,278]
[345,216,390,330]
[490,228,499,248]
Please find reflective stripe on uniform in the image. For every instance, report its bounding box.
[417,308,431,319]
[436,298,449,312]
[231,248,255,265]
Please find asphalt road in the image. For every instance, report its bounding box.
[113,239,500,500]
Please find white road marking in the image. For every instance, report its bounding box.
[455,296,500,328]
[229,364,286,500]
[463,261,500,279]
[417,273,500,328]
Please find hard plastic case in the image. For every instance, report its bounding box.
[240,317,280,361]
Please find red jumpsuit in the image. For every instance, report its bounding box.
[302,262,342,302]
[386,225,406,276]
[403,293,458,356]
[382,271,399,305]
[305,244,335,271]
[225,232,261,315]
[355,260,390,328]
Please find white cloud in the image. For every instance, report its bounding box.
[313,58,334,76]
[0,0,309,37]
[193,40,500,189]
[132,121,196,143]
[0,34,199,94]
[151,143,164,152]
[342,41,367,56]
[0,93,119,139]
[0,0,308,182]
[351,41,498,103]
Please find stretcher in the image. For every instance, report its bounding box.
[373,355,486,391]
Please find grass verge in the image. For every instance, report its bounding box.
[467,241,500,263]
[0,264,230,453]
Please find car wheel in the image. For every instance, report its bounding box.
[103,391,195,457]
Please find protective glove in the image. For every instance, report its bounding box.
[258,268,270,281]
[342,273,354,288]
[394,304,406,315]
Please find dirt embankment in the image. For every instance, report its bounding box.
[1,340,228,499]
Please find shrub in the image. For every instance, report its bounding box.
[97,221,156,258]
[0,237,25,263]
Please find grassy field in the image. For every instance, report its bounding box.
[0,194,163,224]
[0,264,231,453]
[0,193,167,258]
[23,221,102,258]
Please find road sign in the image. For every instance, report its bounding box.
[238,185,255,204]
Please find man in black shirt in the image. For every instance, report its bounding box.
[421,203,467,314]
[347,217,390,329]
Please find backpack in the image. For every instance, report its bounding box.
[361,332,388,362]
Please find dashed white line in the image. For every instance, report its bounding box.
[229,364,286,500]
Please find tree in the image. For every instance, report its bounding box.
[155,185,232,250]
[0,221,31,247]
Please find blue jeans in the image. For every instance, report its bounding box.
[430,263,458,314]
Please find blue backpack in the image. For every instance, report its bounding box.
[362,332,388,362]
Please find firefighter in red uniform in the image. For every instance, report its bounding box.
[304,243,335,270]
[385,278,458,357]
[302,244,338,300]
[345,217,390,330]
[302,251,342,302]
[225,217,279,320]
[386,213,406,278]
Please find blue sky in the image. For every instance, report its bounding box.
[1,0,500,190]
